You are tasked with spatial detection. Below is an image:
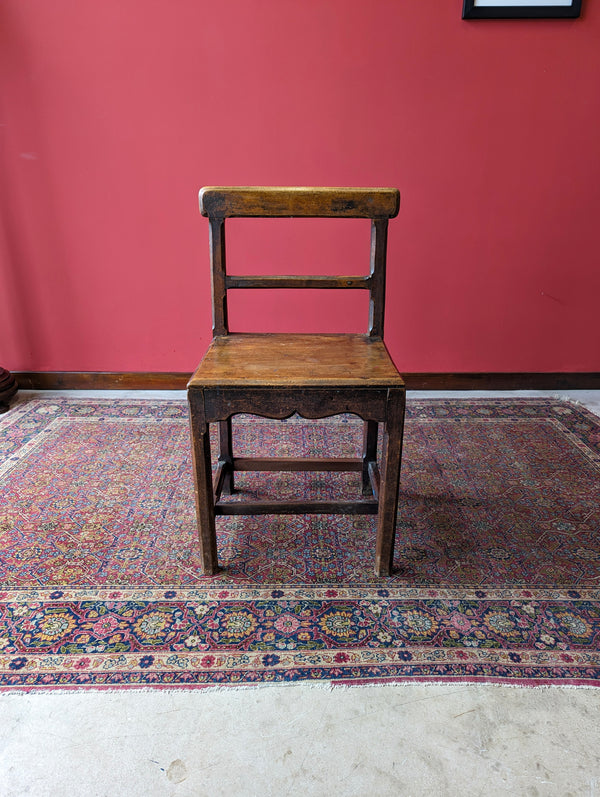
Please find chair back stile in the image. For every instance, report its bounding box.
[199,187,400,340]
[208,217,228,337]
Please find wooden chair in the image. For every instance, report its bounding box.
[187,187,405,576]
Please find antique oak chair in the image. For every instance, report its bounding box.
[188,187,405,576]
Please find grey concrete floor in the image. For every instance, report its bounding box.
[1,390,599,797]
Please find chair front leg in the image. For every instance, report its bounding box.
[375,389,406,577]
[188,392,219,575]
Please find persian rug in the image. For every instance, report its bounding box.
[1,396,599,691]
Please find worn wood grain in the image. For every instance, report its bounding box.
[362,420,379,496]
[201,386,392,424]
[209,217,228,337]
[188,334,404,388]
[232,457,363,472]
[225,275,371,290]
[200,186,400,219]
[187,393,219,574]
[214,499,379,516]
[369,219,388,338]
[375,388,405,576]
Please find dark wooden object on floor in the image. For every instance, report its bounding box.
[188,187,405,576]
[0,368,18,413]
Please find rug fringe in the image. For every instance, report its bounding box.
[3,679,600,697]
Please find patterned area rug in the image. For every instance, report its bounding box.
[1,396,599,690]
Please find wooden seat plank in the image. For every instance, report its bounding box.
[189,333,404,388]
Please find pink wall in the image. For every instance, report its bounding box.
[1,1,599,374]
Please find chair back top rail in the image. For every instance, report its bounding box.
[200,186,400,219]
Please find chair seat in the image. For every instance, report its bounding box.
[188,333,404,389]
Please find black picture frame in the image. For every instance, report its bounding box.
[462,0,581,19]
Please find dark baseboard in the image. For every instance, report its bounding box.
[13,371,600,391]
[14,372,191,390]
[404,373,600,390]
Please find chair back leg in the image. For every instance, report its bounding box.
[362,420,379,496]
[218,418,235,494]
[375,389,406,576]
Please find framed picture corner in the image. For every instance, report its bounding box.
[462,0,582,20]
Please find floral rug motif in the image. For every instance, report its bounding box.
[1,396,599,690]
